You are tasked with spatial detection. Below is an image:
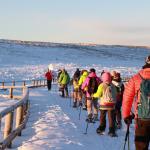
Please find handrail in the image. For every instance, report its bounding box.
[0,78,46,84]
[0,79,47,149]
[0,87,29,149]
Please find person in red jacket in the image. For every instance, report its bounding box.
[45,69,52,91]
[122,55,150,150]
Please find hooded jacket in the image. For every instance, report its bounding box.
[78,71,88,86]
[45,71,52,80]
[58,70,70,85]
[122,67,150,119]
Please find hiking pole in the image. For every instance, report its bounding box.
[78,104,82,120]
[128,127,130,150]
[84,121,89,134]
[69,94,72,107]
[69,85,72,107]
[123,123,130,150]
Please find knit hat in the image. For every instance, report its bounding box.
[90,68,96,73]
[111,71,117,77]
[145,55,150,64]
[101,72,112,83]
[111,71,120,80]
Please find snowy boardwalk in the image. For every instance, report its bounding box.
[12,86,135,150]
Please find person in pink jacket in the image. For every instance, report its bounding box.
[81,68,101,122]
[122,55,150,150]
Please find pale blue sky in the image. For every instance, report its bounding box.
[0,0,150,46]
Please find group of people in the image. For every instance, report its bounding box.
[45,55,150,150]
[72,68,124,137]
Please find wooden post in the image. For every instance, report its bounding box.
[16,106,23,136]
[36,80,38,87]
[12,81,15,86]
[9,87,13,99]
[23,100,29,129]
[22,103,27,129]
[2,82,4,88]
[23,81,26,86]
[0,116,1,131]
[33,80,35,86]
[4,112,14,148]
[44,80,46,86]
[22,87,26,96]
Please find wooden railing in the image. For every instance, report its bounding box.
[0,79,47,150]
[0,79,47,89]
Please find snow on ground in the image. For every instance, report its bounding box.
[12,86,135,150]
[0,40,150,149]
[0,97,18,112]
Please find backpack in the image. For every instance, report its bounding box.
[87,77,98,95]
[66,72,70,84]
[73,71,80,80]
[103,84,115,102]
[137,74,150,119]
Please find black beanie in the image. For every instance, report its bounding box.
[90,68,96,73]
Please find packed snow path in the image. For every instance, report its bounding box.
[12,85,136,150]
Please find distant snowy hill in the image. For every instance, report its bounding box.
[0,39,149,81]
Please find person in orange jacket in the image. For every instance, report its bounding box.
[45,69,52,91]
[122,55,150,150]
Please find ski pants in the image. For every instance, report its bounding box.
[99,109,115,132]
[86,97,98,115]
[135,119,150,150]
[61,84,68,97]
[47,80,52,90]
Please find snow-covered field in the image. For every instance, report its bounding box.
[0,40,149,82]
[0,40,150,150]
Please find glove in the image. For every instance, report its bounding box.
[124,114,135,125]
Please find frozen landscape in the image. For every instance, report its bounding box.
[0,40,150,150]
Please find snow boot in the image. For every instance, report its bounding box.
[86,114,94,123]
[108,127,117,137]
[79,102,82,107]
[96,125,105,135]
[73,101,77,108]
[116,122,122,129]
[82,104,87,110]
[93,114,99,122]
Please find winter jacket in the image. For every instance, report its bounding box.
[112,80,124,102]
[81,72,101,98]
[45,71,52,80]
[73,79,79,90]
[73,69,80,80]
[78,71,88,86]
[58,71,70,85]
[122,68,150,119]
[93,83,117,110]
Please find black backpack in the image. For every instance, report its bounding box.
[87,77,98,95]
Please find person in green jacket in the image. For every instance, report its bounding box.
[58,69,70,97]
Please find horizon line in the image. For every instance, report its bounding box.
[0,38,150,49]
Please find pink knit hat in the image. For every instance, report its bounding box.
[101,72,112,83]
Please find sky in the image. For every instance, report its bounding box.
[0,0,150,46]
